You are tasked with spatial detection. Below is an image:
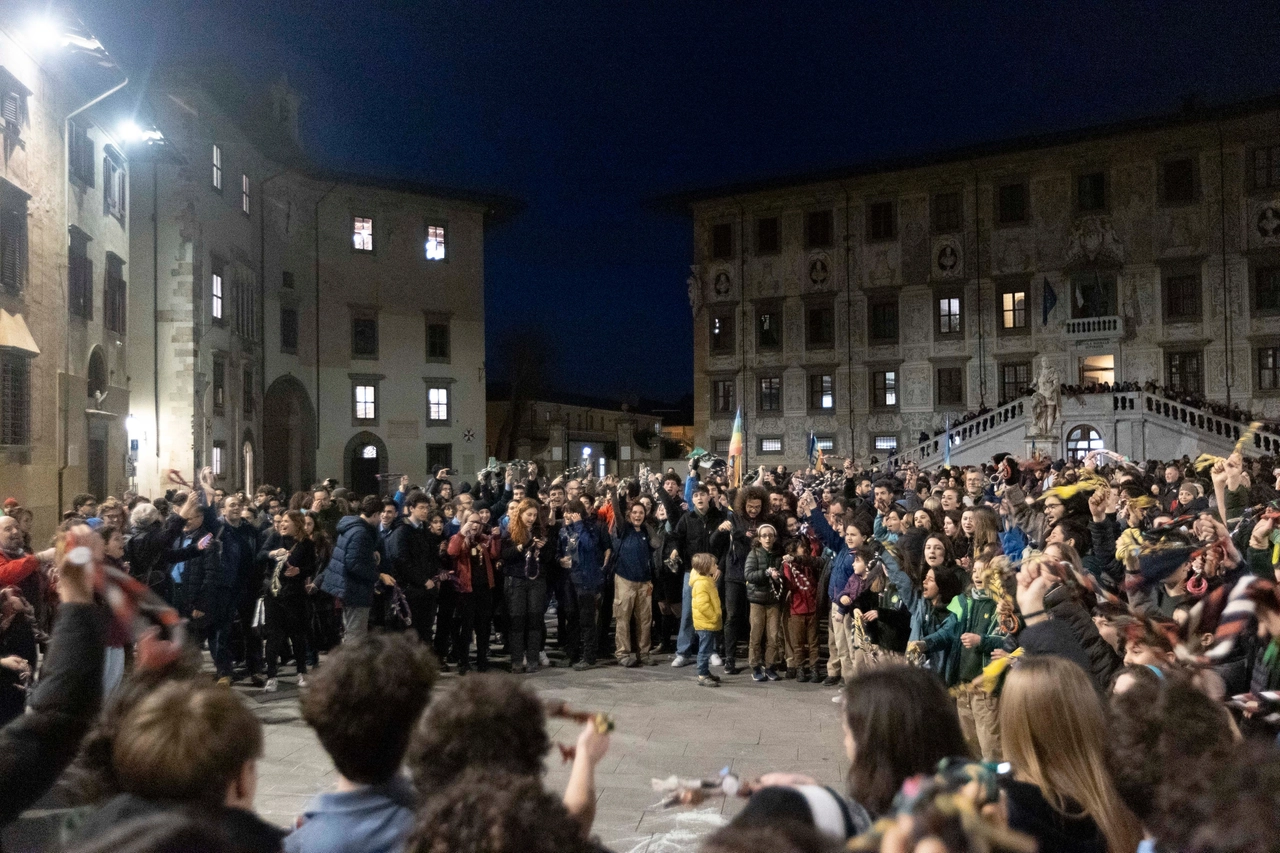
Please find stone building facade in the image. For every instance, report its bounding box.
[0,12,131,536]
[125,71,513,499]
[678,95,1280,470]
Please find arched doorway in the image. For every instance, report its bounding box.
[262,375,316,495]
[1065,424,1104,461]
[242,431,255,495]
[344,431,388,498]
[87,348,108,402]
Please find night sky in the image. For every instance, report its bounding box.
[86,1,1278,403]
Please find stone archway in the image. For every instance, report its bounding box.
[343,431,388,498]
[262,375,316,496]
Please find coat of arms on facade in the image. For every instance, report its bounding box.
[809,255,830,286]
[1257,203,1280,244]
[931,235,963,279]
[1065,217,1124,265]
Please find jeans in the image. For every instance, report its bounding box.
[723,580,747,664]
[565,587,601,664]
[505,576,547,666]
[677,572,696,657]
[342,605,371,642]
[696,629,716,676]
[613,577,653,662]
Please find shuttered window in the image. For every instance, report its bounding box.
[69,230,93,319]
[0,187,26,292]
[104,253,126,334]
[0,352,29,446]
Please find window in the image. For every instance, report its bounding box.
[937,294,962,336]
[0,352,29,446]
[1001,288,1027,330]
[1070,271,1117,319]
[1165,350,1203,395]
[873,435,898,454]
[996,183,1028,225]
[0,69,30,142]
[1253,265,1280,314]
[868,296,899,344]
[243,368,254,414]
[712,379,735,414]
[710,313,735,354]
[806,210,834,248]
[1258,347,1280,391]
[69,120,94,185]
[282,270,295,290]
[361,444,378,460]
[424,222,447,260]
[759,437,783,454]
[806,303,834,349]
[427,443,453,471]
[758,376,781,412]
[1253,145,1280,190]
[280,307,298,353]
[711,222,733,259]
[932,191,962,233]
[866,201,896,241]
[427,385,450,423]
[234,271,256,340]
[104,253,126,335]
[211,442,226,477]
[756,307,782,350]
[212,356,225,414]
[1162,158,1196,204]
[351,314,378,359]
[936,367,964,406]
[211,144,222,191]
[808,373,834,410]
[756,216,780,254]
[871,370,898,409]
[210,258,224,323]
[815,436,834,451]
[1000,362,1031,404]
[352,216,374,252]
[1065,426,1104,461]
[68,229,92,320]
[354,384,376,421]
[1077,171,1107,212]
[103,147,125,219]
[714,439,730,453]
[0,184,28,291]
[1163,271,1202,322]
[241,174,249,215]
[426,320,451,361]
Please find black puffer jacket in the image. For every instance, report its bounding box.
[1043,582,1121,692]
[744,544,783,606]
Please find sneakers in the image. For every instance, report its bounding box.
[752,666,767,682]
[623,656,639,668]
[698,675,720,688]
[785,667,797,680]
[572,660,593,671]
[263,677,279,693]
[798,668,811,683]
[671,654,691,667]
[539,651,550,667]
[297,675,308,688]
[822,674,842,687]
[765,667,780,682]
[724,661,741,675]
[250,674,266,688]
[832,693,844,703]
[706,672,722,683]
[710,653,723,667]
[215,676,232,687]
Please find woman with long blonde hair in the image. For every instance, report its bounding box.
[999,655,1142,853]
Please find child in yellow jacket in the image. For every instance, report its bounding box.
[690,553,723,688]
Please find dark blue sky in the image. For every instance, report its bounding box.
[87,0,1278,401]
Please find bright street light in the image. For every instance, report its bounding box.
[25,18,64,50]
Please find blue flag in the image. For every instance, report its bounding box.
[1042,277,1057,325]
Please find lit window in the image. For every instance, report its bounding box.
[1002,291,1026,329]
[211,442,224,475]
[809,374,833,410]
[815,436,834,451]
[211,271,223,320]
[241,174,249,215]
[212,144,222,190]
[938,297,962,335]
[428,386,449,422]
[355,385,376,420]
[425,223,446,260]
[353,217,373,251]
[872,370,897,408]
[760,437,783,453]
[1066,426,1104,461]
[874,435,898,453]
[361,444,377,459]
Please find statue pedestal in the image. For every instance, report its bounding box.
[1024,432,1061,460]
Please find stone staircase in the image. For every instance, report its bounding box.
[892,391,1261,467]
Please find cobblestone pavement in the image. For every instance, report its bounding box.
[247,658,848,853]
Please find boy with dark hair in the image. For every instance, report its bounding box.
[287,634,438,853]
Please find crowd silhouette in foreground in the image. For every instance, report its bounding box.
[2,443,1280,853]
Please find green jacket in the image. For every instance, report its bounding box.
[924,591,1003,686]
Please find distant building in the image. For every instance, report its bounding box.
[124,70,519,498]
[486,387,691,479]
[0,10,132,534]
[671,94,1280,469]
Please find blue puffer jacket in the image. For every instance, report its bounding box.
[320,515,384,607]
[560,520,605,593]
[810,512,854,604]
[612,524,654,584]
[883,550,955,677]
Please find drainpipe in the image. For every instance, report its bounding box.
[152,160,158,461]
[843,186,853,461]
[313,183,338,454]
[736,198,748,474]
[59,75,128,514]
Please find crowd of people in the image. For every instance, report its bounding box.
[1,443,1280,852]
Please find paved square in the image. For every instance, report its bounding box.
[247,662,849,853]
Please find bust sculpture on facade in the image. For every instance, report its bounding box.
[1030,357,1061,436]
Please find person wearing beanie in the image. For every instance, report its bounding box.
[743,523,784,682]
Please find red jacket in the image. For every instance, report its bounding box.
[783,556,820,616]
[446,533,500,593]
[0,551,40,587]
